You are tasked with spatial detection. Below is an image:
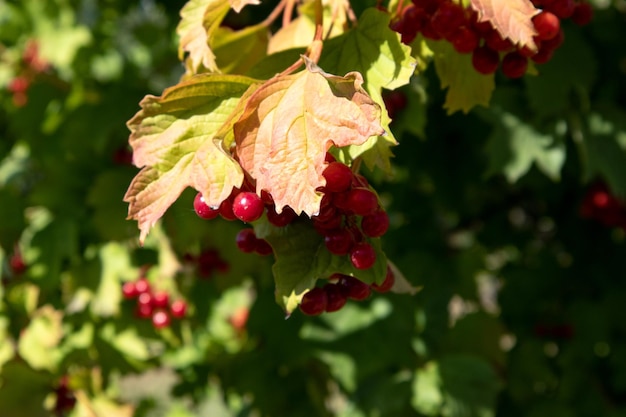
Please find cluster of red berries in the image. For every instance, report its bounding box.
[183,248,230,278]
[122,273,187,329]
[390,0,593,78]
[580,182,626,230]
[299,265,395,315]
[5,40,49,107]
[53,375,76,416]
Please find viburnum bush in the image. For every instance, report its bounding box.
[1,0,626,416]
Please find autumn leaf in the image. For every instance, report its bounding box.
[229,0,260,13]
[177,0,230,74]
[470,0,539,51]
[234,59,384,217]
[124,74,259,243]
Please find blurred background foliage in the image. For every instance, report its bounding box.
[1,0,626,416]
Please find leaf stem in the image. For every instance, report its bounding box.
[282,0,297,27]
[306,0,324,64]
[262,0,289,28]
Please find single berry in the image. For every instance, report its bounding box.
[324,283,348,312]
[324,228,354,256]
[266,205,297,227]
[152,291,170,308]
[372,266,395,293]
[361,210,390,237]
[219,197,238,221]
[232,192,264,222]
[532,11,560,41]
[339,275,371,301]
[299,287,328,315]
[323,162,354,193]
[450,27,479,54]
[571,2,593,26]
[255,239,273,256]
[136,303,153,318]
[501,52,528,79]
[485,30,514,52]
[135,277,151,294]
[138,292,153,307]
[9,252,27,275]
[236,228,258,253]
[546,0,575,18]
[472,46,500,75]
[430,1,466,39]
[152,310,171,329]
[122,281,139,299]
[170,300,187,318]
[345,188,379,216]
[8,76,29,94]
[193,192,220,220]
[350,242,377,270]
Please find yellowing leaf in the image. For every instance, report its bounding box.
[124,74,258,243]
[212,24,269,75]
[177,0,230,74]
[428,40,495,114]
[234,60,384,217]
[470,0,539,51]
[229,0,260,13]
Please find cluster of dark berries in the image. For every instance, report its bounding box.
[122,274,187,329]
[390,0,593,78]
[183,248,230,278]
[53,375,76,416]
[382,89,408,121]
[5,40,49,107]
[580,182,626,230]
[299,266,395,315]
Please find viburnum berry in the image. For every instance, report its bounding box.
[338,275,371,301]
[152,310,171,329]
[324,228,354,256]
[254,238,273,256]
[350,242,377,270]
[430,1,466,39]
[236,228,258,253]
[135,277,151,294]
[122,281,139,299]
[233,192,264,222]
[371,266,395,293]
[136,303,153,318]
[501,52,528,79]
[472,46,500,75]
[266,205,297,227]
[323,162,353,193]
[170,300,187,318]
[344,187,379,216]
[450,27,479,54]
[324,283,348,312]
[361,210,390,238]
[152,291,170,308]
[219,197,238,221]
[9,251,27,275]
[532,11,560,41]
[193,192,220,220]
[299,287,328,315]
[571,2,593,26]
[545,0,575,19]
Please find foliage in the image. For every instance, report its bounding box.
[1,0,626,416]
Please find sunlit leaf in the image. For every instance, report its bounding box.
[470,0,539,51]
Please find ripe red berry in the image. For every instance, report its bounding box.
[299,287,328,315]
[9,252,27,275]
[266,205,297,227]
[193,192,220,220]
[350,242,377,270]
[8,76,29,94]
[219,196,238,221]
[485,30,514,52]
[450,27,479,54]
[532,11,560,41]
[324,283,348,312]
[501,52,528,79]
[430,1,466,39]
[571,2,593,26]
[152,291,170,308]
[371,266,395,293]
[472,46,500,75]
[361,210,390,238]
[545,0,575,18]
[170,300,187,318]
[339,275,371,301]
[152,310,171,329]
[135,277,151,294]
[345,188,379,216]
[323,162,354,193]
[232,192,264,222]
[254,238,273,256]
[135,303,153,318]
[122,281,139,299]
[324,228,354,256]
[236,228,258,253]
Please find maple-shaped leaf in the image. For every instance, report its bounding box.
[471,0,539,51]
[177,0,230,74]
[234,59,384,216]
[319,8,416,171]
[428,40,495,114]
[229,0,260,13]
[125,74,259,243]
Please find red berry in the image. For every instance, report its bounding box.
[324,283,348,312]
[485,29,514,52]
[372,266,395,293]
[501,52,528,78]
[236,228,258,253]
[230,307,249,330]
[8,76,29,94]
[193,192,220,220]
[450,27,479,54]
[571,2,593,26]
[9,252,27,275]
[232,192,264,222]
[266,205,297,227]
[254,238,273,256]
[138,292,153,307]
[135,303,153,318]
[472,46,500,75]
[532,11,560,41]
[299,287,328,315]
[170,300,187,318]
[345,188,379,216]
[135,277,151,294]
[323,162,354,193]
[219,196,238,221]
[545,0,575,18]
[430,1,466,39]
[339,275,371,301]
[350,242,377,270]
[122,281,139,299]
[152,291,169,308]
[324,228,354,256]
[361,210,390,237]
[152,310,171,329]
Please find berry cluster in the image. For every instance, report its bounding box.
[122,274,187,329]
[5,40,49,107]
[299,266,395,315]
[390,0,593,78]
[580,182,626,230]
[53,375,76,416]
[184,248,230,278]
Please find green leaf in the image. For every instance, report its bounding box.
[484,111,565,182]
[319,8,416,171]
[176,0,230,74]
[124,74,258,242]
[17,305,64,371]
[0,317,15,372]
[255,220,387,315]
[212,24,269,75]
[0,361,53,417]
[91,243,135,317]
[412,361,444,415]
[427,40,495,115]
